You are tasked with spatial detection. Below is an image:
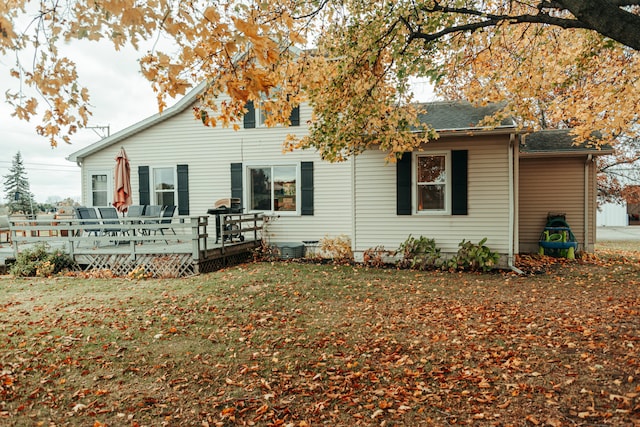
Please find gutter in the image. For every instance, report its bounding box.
[412,126,521,138]
[519,149,614,158]
[508,134,524,274]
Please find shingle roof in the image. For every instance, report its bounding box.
[521,129,613,154]
[417,101,515,131]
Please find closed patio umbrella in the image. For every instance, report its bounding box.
[113,147,132,213]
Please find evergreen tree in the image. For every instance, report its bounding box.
[3,152,35,215]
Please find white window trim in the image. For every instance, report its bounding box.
[413,151,451,215]
[256,97,287,128]
[88,169,113,207]
[151,166,178,206]
[244,163,301,215]
[256,104,269,127]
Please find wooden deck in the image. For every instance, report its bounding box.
[1,214,263,277]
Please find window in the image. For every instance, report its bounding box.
[258,103,270,127]
[153,167,176,207]
[397,150,467,216]
[248,165,298,212]
[91,173,109,206]
[138,165,189,214]
[416,152,450,213]
[244,100,300,128]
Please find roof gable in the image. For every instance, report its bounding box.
[67,81,207,163]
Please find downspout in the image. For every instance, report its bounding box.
[74,158,84,206]
[351,155,357,259]
[508,134,524,274]
[584,154,593,252]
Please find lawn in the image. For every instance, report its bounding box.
[0,249,638,426]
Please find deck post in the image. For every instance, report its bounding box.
[191,216,205,261]
[254,213,259,242]
[66,221,75,258]
[220,216,226,255]
[128,239,136,260]
[10,228,18,258]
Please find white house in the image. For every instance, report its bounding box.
[597,168,640,227]
[68,83,612,269]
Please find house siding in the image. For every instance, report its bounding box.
[518,156,591,253]
[78,96,353,243]
[74,91,605,266]
[353,135,512,259]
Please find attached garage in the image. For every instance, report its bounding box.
[517,130,608,254]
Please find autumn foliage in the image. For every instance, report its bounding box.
[3,1,640,163]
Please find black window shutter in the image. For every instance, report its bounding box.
[231,163,243,208]
[243,101,256,129]
[301,161,314,215]
[138,166,150,206]
[451,150,468,215]
[177,164,190,215]
[396,153,412,215]
[289,106,300,126]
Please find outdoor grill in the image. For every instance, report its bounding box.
[207,198,243,243]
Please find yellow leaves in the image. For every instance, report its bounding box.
[0,15,17,47]
[289,31,306,46]
[233,18,259,40]
[232,17,280,67]
[438,18,640,149]
[80,87,90,103]
[226,82,249,103]
[11,97,38,121]
[203,7,220,23]
[0,0,471,157]
[245,69,274,96]
[121,8,145,26]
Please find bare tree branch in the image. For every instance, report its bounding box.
[405,1,640,50]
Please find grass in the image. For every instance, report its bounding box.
[0,247,638,426]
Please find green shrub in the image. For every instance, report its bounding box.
[396,235,442,270]
[10,243,77,277]
[446,238,499,272]
[48,248,77,273]
[397,236,499,272]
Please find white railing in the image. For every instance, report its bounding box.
[7,214,263,260]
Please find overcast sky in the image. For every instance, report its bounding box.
[0,39,170,204]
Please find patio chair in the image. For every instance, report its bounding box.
[75,207,102,246]
[141,205,162,236]
[154,205,177,243]
[98,207,128,243]
[126,205,146,236]
[127,205,146,218]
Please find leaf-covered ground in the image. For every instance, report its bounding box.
[0,250,638,426]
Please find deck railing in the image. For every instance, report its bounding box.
[7,213,264,259]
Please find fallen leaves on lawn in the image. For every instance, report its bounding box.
[0,252,638,426]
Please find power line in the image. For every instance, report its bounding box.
[0,160,79,169]
[0,167,80,174]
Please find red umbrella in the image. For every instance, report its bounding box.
[113,147,132,213]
